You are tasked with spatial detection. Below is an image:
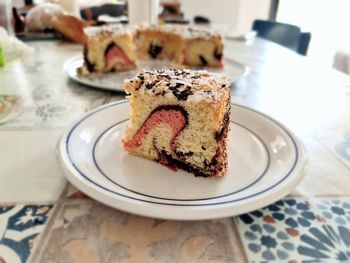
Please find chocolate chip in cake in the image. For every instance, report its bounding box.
[199,55,208,66]
[201,146,206,150]
[145,82,153,89]
[149,43,163,59]
[214,48,223,60]
[204,158,211,168]
[83,46,95,72]
[176,151,193,157]
[169,83,193,101]
[85,58,95,72]
[215,103,230,141]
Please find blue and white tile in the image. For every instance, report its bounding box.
[235,198,350,263]
[0,204,53,263]
[314,199,350,229]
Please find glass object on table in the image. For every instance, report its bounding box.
[0,0,13,35]
[128,0,159,26]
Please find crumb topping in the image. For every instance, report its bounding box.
[162,25,222,39]
[127,69,230,102]
[84,25,131,38]
[134,24,221,40]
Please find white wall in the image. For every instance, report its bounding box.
[180,0,239,32]
[179,0,270,32]
[236,0,271,32]
[277,0,350,65]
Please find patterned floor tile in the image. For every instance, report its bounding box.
[31,199,244,263]
[235,198,350,263]
[0,204,54,263]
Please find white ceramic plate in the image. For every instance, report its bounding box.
[64,57,248,91]
[58,101,308,220]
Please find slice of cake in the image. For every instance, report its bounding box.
[179,26,224,67]
[134,25,224,68]
[121,69,230,177]
[79,25,137,76]
[133,26,184,64]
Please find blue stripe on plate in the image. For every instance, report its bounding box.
[92,119,271,201]
[65,101,299,206]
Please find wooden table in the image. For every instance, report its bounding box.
[1,38,350,262]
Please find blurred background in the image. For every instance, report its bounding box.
[2,0,350,73]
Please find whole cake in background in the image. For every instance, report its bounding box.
[121,69,230,177]
[79,24,224,75]
[180,26,223,67]
[79,25,137,76]
[134,25,185,64]
[135,25,224,67]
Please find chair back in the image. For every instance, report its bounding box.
[252,19,301,52]
[298,32,311,56]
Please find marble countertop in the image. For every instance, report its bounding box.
[1,38,350,263]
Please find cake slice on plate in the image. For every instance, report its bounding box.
[133,25,184,64]
[121,69,230,177]
[179,26,224,67]
[133,25,224,67]
[79,25,137,76]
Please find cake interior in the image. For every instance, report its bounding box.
[133,25,224,67]
[82,27,137,74]
[183,39,223,67]
[80,25,224,75]
[134,28,184,64]
[122,69,230,177]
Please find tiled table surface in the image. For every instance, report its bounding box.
[1,38,350,263]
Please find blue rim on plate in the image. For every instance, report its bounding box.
[92,119,271,201]
[62,100,302,207]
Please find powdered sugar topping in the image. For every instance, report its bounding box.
[128,69,230,102]
[84,24,131,38]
